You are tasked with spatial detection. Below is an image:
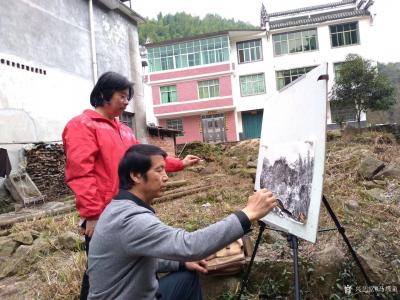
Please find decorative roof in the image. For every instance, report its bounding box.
[269,8,370,30]
[269,0,356,17]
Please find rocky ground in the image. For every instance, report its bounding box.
[0,130,399,299]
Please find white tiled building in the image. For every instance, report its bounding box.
[144,0,376,142]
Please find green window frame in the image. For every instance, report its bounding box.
[330,22,359,47]
[237,39,263,63]
[272,29,318,56]
[275,66,316,90]
[160,85,177,104]
[198,79,220,99]
[239,73,266,97]
[166,119,184,136]
[148,36,230,72]
[333,62,345,80]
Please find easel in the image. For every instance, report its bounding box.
[237,195,380,300]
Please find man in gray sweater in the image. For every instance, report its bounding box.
[88,144,277,300]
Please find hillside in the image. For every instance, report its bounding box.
[0,130,399,299]
[139,12,257,44]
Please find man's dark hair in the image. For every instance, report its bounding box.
[119,144,167,190]
[90,71,134,107]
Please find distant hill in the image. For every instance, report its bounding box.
[368,62,400,124]
[138,12,258,44]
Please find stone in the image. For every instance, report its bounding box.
[14,203,23,212]
[246,161,257,168]
[314,243,345,274]
[30,230,40,239]
[374,163,400,180]
[0,257,18,279]
[372,179,386,186]
[357,246,387,283]
[0,238,17,257]
[242,168,256,180]
[228,161,238,169]
[390,259,400,282]
[228,168,242,175]
[13,244,32,260]
[361,181,381,189]
[56,231,83,251]
[357,156,385,179]
[11,231,33,245]
[345,200,359,210]
[30,237,52,257]
[246,155,254,162]
[264,230,286,244]
[200,274,241,300]
[187,165,204,173]
[361,188,387,202]
[199,165,217,175]
[0,229,10,237]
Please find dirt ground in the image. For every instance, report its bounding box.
[0,131,399,299]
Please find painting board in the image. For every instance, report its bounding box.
[254,64,328,243]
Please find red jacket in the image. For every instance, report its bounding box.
[62,110,183,219]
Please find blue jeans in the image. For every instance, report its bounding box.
[158,271,203,300]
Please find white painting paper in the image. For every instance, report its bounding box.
[255,64,328,243]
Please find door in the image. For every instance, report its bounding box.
[242,110,263,139]
[201,114,226,143]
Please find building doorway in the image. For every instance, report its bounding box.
[201,114,226,143]
[242,109,263,139]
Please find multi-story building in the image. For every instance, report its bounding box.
[143,0,376,144]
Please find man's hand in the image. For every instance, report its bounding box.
[185,260,208,274]
[80,219,98,237]
[182,155,200,168]
[242,189,277,222]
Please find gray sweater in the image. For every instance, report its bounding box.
[87,190,250,300]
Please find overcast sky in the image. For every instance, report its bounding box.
[132,0,399,63]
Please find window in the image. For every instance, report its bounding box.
[237,39,262,63]
[148,36,230,72]
[198,79,220,99]
[330,22,359,47]
[120,111,135,131]
[273,29,318,56]
[276,66,316,90]
[160,85,177,104]
[240,73,266,96]
[334,62,345,80]
[166,119,183,136]
[330,101,357,123]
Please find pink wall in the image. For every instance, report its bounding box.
[159,115,203,144]
[177,81,198,101]
[152,75,232,105]
[159,110,237,144]
[149,63,230,81]
[225,111,237,142]
[154,98,233,115]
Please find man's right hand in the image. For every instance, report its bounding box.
[241,189,277,222]
[80,219,98,237]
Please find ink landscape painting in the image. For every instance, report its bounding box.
[259,141,314,224]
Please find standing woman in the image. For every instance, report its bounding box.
[62,71,199,300]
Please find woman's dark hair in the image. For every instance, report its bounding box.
[90,71,134,107]
[118,144,167,190]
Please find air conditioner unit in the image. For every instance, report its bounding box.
[98,0,119,10]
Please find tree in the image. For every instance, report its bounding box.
[330,54,396,127]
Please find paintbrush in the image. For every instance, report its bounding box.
[276,199,293,218]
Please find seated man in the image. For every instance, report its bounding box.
[88,144,277,300]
